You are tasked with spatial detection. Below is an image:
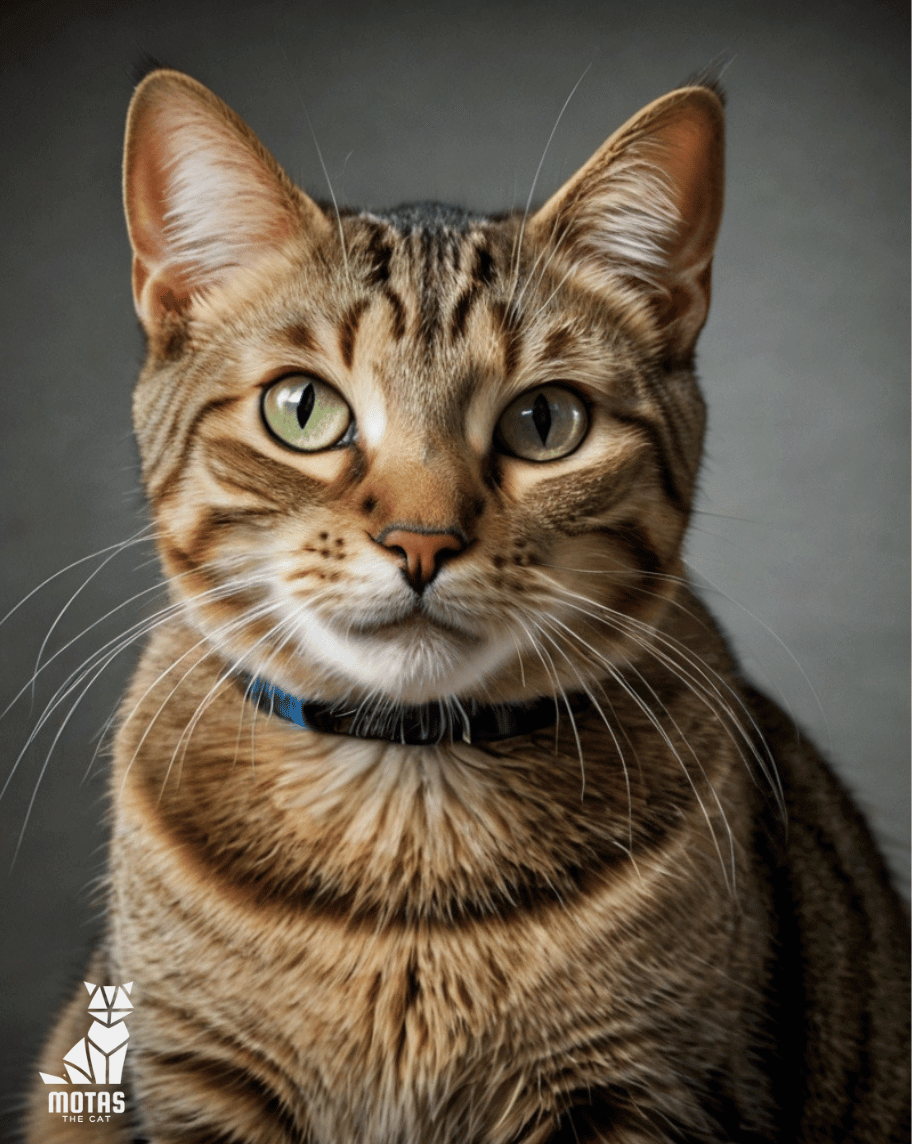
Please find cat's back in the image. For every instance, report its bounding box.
[746,685,910,1142]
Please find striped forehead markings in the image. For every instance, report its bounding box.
[337,299,369,370]
[281,322,318,353]
[448,243,500,342]
[342,221,527,381]
[359,227,409,343]
[362,221,502,350]
[491,300,523,378]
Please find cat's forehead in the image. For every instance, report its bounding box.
[364,202,485,233]
[235,211,512,419]
[219,202,641,449]
[346,205,510,307]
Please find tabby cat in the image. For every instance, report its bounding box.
[27,69,909,1143]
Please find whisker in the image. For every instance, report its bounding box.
[7,627,159,868]
[30,527,160,704]
[3,565,274,845]
[2,597,189,806]
[4,577,172,722]
[685,561,830,752]
[542,555,821,762]
[507,65,592,310]
[539,577,784,818]
[538,610,736,891]
[530,618,633,833]
[166,609,306,792]
[515,617,584,783]
[511,615,566,750]
[117,600,281,796]
[0,523,157,633]
[279,45,350,278]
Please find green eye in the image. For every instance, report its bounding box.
[262,375,352,452]
[496,384,588,461]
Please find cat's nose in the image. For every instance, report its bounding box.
[376,527,467,593]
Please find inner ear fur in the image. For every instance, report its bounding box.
[123,69,330,335]
[529,86,725,365]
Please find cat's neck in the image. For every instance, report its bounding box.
[236,671,592,745]
[111,588,749,923]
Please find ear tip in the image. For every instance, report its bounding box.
[650,87,725,164]
[127,66,213,126]
[663,85,726,132]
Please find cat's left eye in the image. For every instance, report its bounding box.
[261,375,353,452]
[495,384,588,461]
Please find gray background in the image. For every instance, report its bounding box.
[1,0,908,1130]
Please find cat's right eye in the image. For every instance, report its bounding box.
[261,375,353,452]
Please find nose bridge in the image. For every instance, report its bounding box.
[369,441,479,533]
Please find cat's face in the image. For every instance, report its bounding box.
[125,72,723,707]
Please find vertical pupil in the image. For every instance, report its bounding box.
[296,382,316,429]
[531,392,552,445]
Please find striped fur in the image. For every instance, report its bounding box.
[27,72,908,1143]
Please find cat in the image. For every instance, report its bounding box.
[39,982,133,1087]
[26,67,909,1143]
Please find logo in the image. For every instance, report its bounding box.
[40,981,132,1123]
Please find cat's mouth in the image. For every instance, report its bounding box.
[345,607,480,645]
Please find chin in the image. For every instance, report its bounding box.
[298,615,521,705]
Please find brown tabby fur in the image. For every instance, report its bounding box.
[26,70,909,1144]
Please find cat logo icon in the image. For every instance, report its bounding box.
[39,982,133,1085]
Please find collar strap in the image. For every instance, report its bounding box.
[238,673,589,745]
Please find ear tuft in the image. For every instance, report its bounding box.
[530,86,724,364]
[131,54,172,87]
[124,69,329,336]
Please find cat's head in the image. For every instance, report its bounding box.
[123,70,723,707]
[84,981,133,1027]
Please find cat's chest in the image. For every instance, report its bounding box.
[111,731,743,1142]
[112,803,664,1144]
[108,627,749,1139]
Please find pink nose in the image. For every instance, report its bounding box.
[377,528,466,592]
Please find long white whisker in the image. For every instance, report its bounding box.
[541,578,784,817]
[117,600,282,795]
[544,554,818,765]
[4,568,274,840]
[514,617,584,781]
[685,561,830,751]
[4,577,172,722]
[507,65,591,308]
[538,610,736,892]
[2,597,192,806]
[530,619,633,834]
[511,615,566,750]
[0,524,157,633]
[164,609,306,793]
[279,46,350,277]
[30,528,160,703]
[7,623,166,868]
[7,562,264,739]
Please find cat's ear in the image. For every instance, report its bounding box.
[529,86,724,365]
[124,69,331,335]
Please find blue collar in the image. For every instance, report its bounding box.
[239,674,589,746]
